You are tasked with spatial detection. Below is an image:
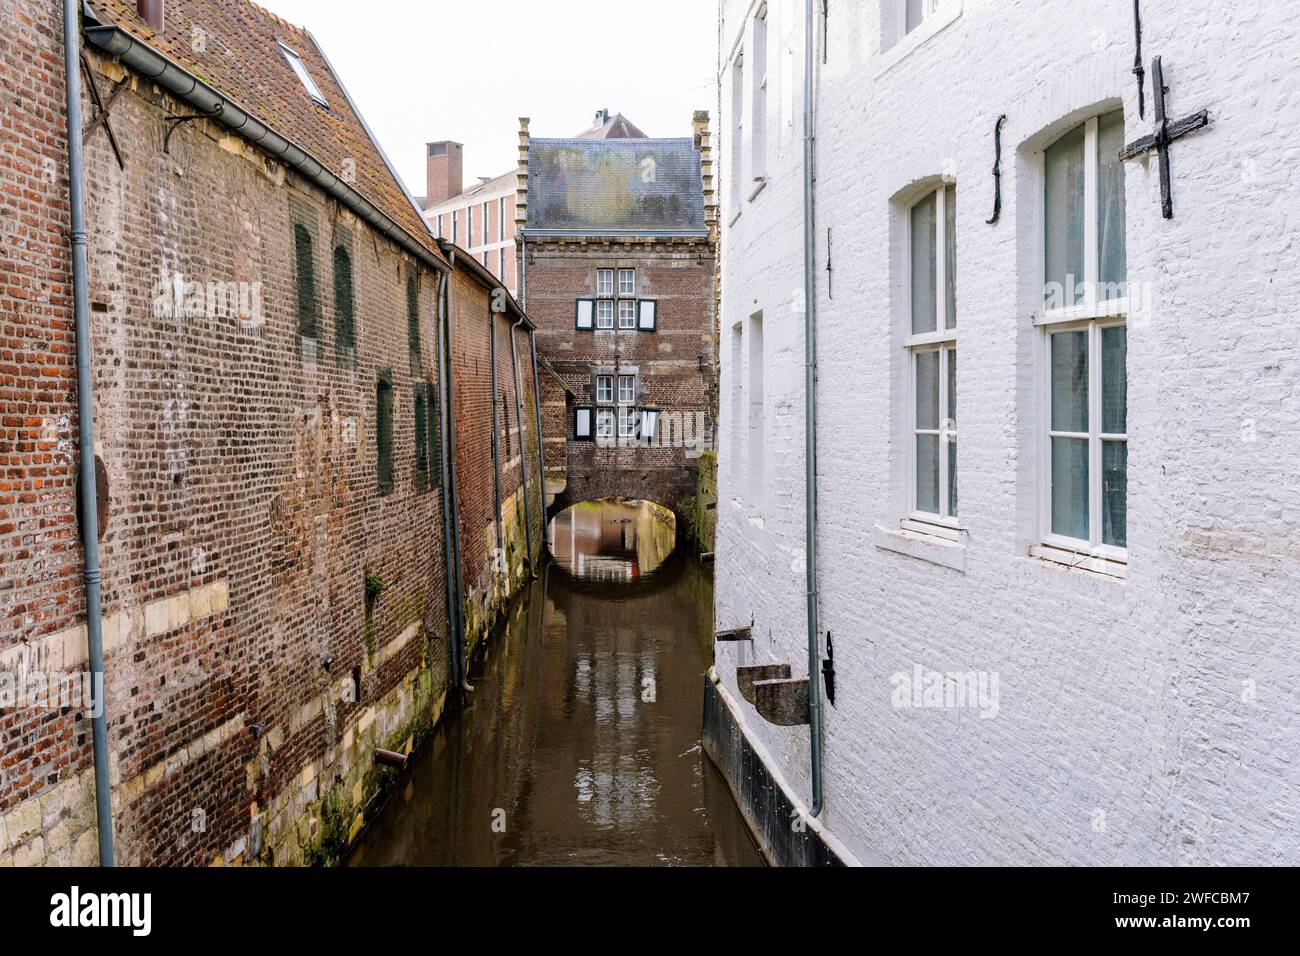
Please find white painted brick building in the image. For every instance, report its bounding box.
[712,0,1300,865]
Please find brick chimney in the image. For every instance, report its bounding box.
[424,141,463,208]
[137,0,165,32]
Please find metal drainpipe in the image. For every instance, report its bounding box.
[434,271,461,693]
[508,315,535,574]
[528,330,548,543]
[442,258,471,692]
[802,0,825,818]
[487,309,506,587]
[63,0,114,866]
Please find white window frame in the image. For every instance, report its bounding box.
[597,269,615,297]
[596,375,614,403]
[618,269,636,296]
[618,299,636,329]
[901,0,942,36]
[904,183,958,540]
[277,41,329,108]
[499,197,507,242]
[1033,114,1128,575]
[595,409,615,440]
[618,405,638,439]
[618,374,636,404]
[596,299,615,329]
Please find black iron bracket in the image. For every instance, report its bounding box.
[80,55,126,170]
[163,105,223,154]
[821,631,836,707]
[1133,0,1146,119]
[985,114,1007,225]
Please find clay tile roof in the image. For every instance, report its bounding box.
[87,0,440,260]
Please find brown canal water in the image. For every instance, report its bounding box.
[349,499,764,867]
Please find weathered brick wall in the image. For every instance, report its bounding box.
[527,238,717,521]
[447,269,542,654]
[714,0,1300,865]
[1,36,459,865]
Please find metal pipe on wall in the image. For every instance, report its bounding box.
[508,316,535,574]
[802,0,825,818]
[442,256,471,692]
[63,0,115,866]
[434,271,462,693]
[528,330,548,536]
[488,312,506,587]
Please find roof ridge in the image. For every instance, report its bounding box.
[240,0,307,37]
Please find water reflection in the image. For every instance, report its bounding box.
[349,543,762,867]
[548,499,677,581]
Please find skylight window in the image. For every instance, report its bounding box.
[277,41,328,108]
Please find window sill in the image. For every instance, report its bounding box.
[873,523,966,573]
[1029,544,1128,580]
[876,2,963,78]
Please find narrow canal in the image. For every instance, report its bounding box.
[349,499,763,866]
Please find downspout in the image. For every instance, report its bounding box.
[63,0,114,866]
[442,257,471,692]
[508,316,535,575]
[802,0,825,818]
[488,307,506,590]
[529,330,548,539]
[434,270,462,694]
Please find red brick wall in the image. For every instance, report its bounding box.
[1,34,458,865]
[0,0,93,828]
[447,269,542,651]
[525,238,717,518]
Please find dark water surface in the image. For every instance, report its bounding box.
[350,500,763,867]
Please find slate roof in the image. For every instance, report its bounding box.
[525,138,707,237]
[576,112,647,140]
[86,0,440,260]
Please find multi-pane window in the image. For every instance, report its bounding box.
[293,224,317,338]
[618,375,636,403]
[407,277,421,373]
[597,269,614,297]
[618,406,638,439]
[596,300,615,329]
[413,382,441,492]
[907,183,957,525]
[618,269,636,296]
[618,300,636,329]
[332,244,354,359]
[595,375,614,403]
[1040,111,1128,563]
[376,370,394,495]
[596,409,615,440]
[905,0,942,34]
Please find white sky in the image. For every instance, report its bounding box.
[256,0,719,198]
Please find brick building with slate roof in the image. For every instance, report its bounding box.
[517,112,719,528]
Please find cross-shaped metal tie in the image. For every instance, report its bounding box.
[1119,56,1209,219]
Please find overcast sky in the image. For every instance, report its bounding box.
[257,0,718,198]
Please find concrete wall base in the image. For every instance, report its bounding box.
[701,671,849,867]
